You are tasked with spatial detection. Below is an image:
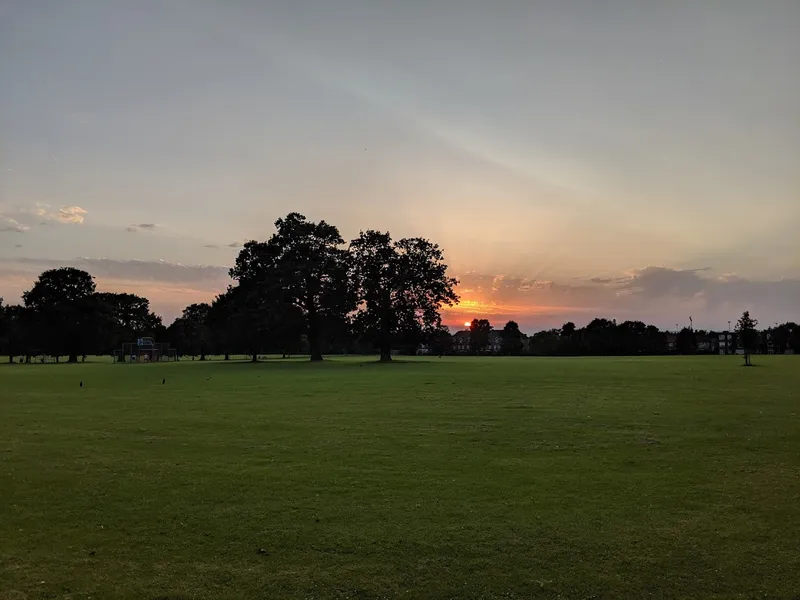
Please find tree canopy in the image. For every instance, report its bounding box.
[501,321,524,355]
[230,213,353,361]
[22,268,98,362]
[349,230,459,361]
[469,319,492,355]
[1,215,796,365]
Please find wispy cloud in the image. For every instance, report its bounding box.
[2,257,229,285]
[57,206,88,224]
[204,242,243,249]
[126,223,158,233]
[0,215,29,233]
[30,204,88,225]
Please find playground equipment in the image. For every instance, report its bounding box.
[113,337,177,363]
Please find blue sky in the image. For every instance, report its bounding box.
[1,1,798,330]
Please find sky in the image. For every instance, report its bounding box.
[1,0,798,332]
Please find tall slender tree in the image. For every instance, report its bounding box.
[735,310,758,366]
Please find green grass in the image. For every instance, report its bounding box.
[1,356,799,599]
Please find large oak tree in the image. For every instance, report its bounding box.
[22,267,98,362]
[350,230,458,362]
[230,213,353,361]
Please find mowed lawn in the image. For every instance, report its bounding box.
[1,356,799,599]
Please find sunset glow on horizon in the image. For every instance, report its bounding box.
[1,2,797,331]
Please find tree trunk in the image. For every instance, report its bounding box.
[251,349,258,363]
[224,352,230,361]
[68,352,79,363]
[308,310,323,362]
[8,354,13,364]
[309,344,323,362]
[379,322,392,362]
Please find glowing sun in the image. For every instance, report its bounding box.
[464,321,472,327]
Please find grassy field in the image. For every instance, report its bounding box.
[1,356,799,599]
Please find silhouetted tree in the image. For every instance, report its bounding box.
[617,320,647,354]
[736,311,758,366]
[645,325,667,354]
[96,292,163,358]
[428,325,454,355]
[469,319,492,354]
[529,329,561,355]
[22,268,98,362]
[208,286,270,361]
[771,322,799,354]
[501,320,524,355]
[230,214,353,361]
[557,322,578,354]
[0,300,15,363]
[172,303,211,360]
[0,299,5,358]
[349,230,458,362]
[208,291,235,360]
[675,327,696,355]
[583,318,618,355]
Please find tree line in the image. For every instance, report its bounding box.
[1,214,797,363]
[0,213,458,363]
[460,312,798,360]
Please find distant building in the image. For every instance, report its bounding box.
[718,331,735,355]
[695,332,719,354]
[759,331,775,354]
[486,331,503,354]
[453,330,471,354]
[666,333,677,352]
[452,329,503,354]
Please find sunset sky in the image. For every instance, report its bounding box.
[1,1,798,331]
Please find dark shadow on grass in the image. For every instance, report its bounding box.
[351,358,438,367]
[205,358,336,368]
[193,356,440,369]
